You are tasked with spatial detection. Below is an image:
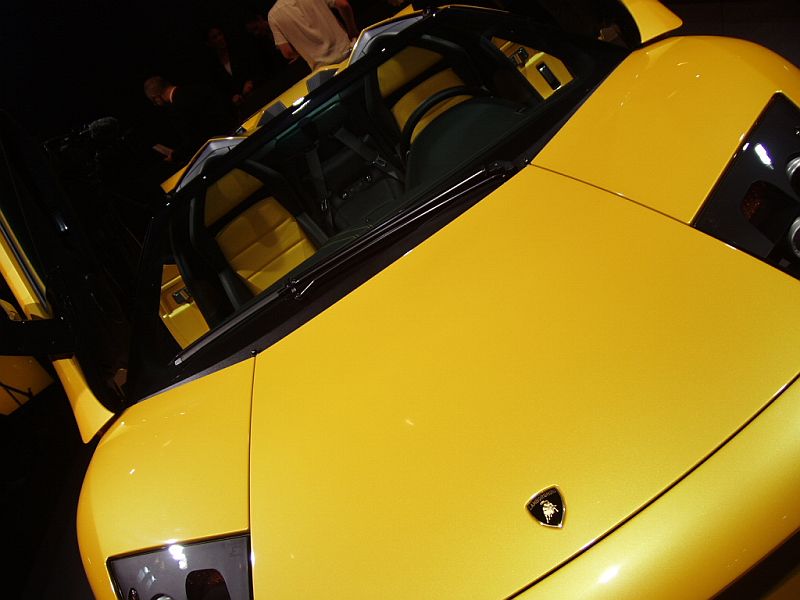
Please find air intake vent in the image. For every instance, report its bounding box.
[694,94,800,279]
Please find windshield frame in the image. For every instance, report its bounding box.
[126,5,628,402]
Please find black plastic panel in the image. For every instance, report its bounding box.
[694,94,800,276]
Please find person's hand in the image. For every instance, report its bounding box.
[278,42,300,62]
[232,94,244,106]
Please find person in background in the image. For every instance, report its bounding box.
[244,13,276,41]
[243,12,310,91]
[143,75,235,164]
[267,0,358,71]
[204,26,257,114]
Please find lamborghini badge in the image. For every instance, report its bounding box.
[527,486,565,528]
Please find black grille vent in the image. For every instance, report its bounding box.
[694,94,800,279]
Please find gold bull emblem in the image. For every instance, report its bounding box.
[540,499,559,524]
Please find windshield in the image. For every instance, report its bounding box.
[127,6,626,399]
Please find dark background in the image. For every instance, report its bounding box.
[0,0,395,142]
[2,0,216,140]
[669,0,800,65]
[1,1,798,143]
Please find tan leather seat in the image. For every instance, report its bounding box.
[370,41,482,147]
[159,168,317,347]
[215,196,316,295]
[377,46,473,143]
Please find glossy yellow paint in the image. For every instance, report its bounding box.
[77,357,255,600]
[248,166,800,598]
[516,375,800,599]
[52,358,114,443]
[619,0,682,43]
[534,36,800,224]
[0,210,49,319]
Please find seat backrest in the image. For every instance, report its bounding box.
[390,68,473,144]
[214,196,316,295]
[160,167,319,348]
[368,39,481,145]
[205,168,318,295]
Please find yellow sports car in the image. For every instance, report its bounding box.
[1,1,800,598]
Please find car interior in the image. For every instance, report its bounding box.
[157,13,578,350]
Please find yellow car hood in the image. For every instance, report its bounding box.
[534,35,800,224]
[248,166,800,598]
